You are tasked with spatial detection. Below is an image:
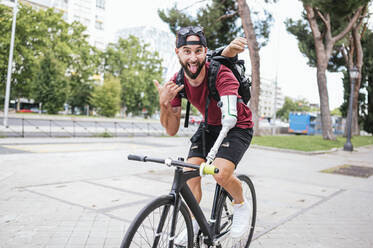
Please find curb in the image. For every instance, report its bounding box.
[251,144,341,155]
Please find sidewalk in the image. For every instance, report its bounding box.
[0,137,372,247]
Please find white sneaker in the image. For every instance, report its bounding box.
[231,198,251,239]
[174,218,199,247]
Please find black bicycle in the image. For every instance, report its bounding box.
[120,154,256,248]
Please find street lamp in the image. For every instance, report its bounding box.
[343,66,359,151]
[3,0,18,127]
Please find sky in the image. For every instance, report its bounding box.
[105,0,365,110]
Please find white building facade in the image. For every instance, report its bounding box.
[258,78,285,119]
[1,0,106,50]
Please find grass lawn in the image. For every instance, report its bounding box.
[251,135,373,152]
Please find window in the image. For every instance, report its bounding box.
[95,20,104,30]
[96,0,105,9]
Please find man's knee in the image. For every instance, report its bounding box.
[213,158,235,187]
[214,170,232,187]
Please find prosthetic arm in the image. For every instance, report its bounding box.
[205,95,237,166]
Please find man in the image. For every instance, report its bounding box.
[154,26,254,244]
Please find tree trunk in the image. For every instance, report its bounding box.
[342,8,366,137]
[351,26,363,136]
[16,98,21,112]
[317,65,335,140]
[236,0,261,135]
[345,65,362,136]
[305,5,336,140]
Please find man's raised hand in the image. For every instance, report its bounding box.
[153,80,184,107]
[221,37,247,58]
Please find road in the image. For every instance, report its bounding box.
[0,137,372,247]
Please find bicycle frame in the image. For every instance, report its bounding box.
[124,154,255,248]
[166,165,228,247]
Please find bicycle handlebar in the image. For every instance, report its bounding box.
[128,154,146,161]
[127,154,219,175]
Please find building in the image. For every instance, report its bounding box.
[0,0,106,50]
[258,77,285,119]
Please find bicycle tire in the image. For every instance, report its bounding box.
[121,195,194,248]
[214,174,257,248]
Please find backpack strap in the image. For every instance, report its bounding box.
[202,94,210,157]
[199,60,222,157]
[176,68,186,98]
[176,68,191,128]
[207,60,221,102]
[184,101,191,128]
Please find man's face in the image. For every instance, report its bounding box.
[176,35,207,80]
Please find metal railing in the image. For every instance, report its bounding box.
[0,117,198,138]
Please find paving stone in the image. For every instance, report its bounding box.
[0,137,372,247]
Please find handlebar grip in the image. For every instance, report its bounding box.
[128,154,146,161]
[202,165,219,175]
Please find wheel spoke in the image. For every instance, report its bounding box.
[214,175,256,248]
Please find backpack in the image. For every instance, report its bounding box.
[176,47,251,128]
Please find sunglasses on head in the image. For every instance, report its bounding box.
[178,26,204,36]
[176,26,207,48]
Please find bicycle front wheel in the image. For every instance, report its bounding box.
[215,174,257,248]
[120,195,193,248]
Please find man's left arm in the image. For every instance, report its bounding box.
[220,95,237,131]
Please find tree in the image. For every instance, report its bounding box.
[276,97,311,121]
[30,52,67,114]
[1,4,100,113]
[1,4,40,108]
[236,0,267,135]
[64,22,101,114]
[362,28,373,134]
[104,36,163,117]
[285,0,368,140]
[346,28,373,134]
[338,5,370,135]
[0,5,12,105]
[158,0,276,134]
[90,75,121,118]
[158,0,241,50]
[0,5,70,109]
[331,107,342,116]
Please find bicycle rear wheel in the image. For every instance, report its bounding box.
[121,195,193,248]
[215,174,256,248]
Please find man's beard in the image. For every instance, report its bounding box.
[179,59,206,80]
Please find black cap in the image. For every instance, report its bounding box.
[176,26,207,48]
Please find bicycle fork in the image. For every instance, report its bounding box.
[152,166,186,248]
[151,193,181,248]
[153,204,171,247]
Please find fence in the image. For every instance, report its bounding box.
[0,117,198,138]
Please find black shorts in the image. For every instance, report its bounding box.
[187,124,253,167]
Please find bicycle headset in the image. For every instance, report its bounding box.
[176,26,207,48]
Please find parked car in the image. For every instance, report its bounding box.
[189,116,202,125]
[17,109,33,113]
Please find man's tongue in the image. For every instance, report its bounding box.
[189,64,198,74]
